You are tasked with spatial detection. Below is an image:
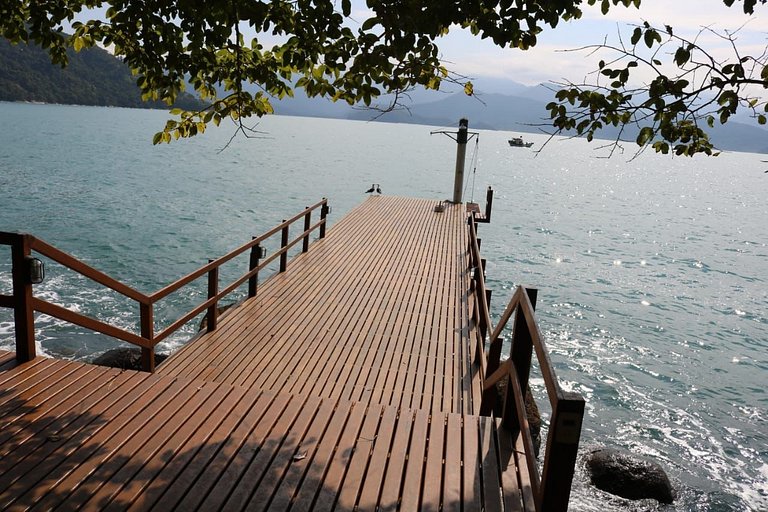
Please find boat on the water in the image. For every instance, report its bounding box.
[508,136,534,148]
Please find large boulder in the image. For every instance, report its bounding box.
[585,447,675,504]
[91,347,167,371]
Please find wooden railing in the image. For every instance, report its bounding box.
[468,213,585,512]
[0,199,329,372]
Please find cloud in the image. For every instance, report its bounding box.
[437,1,766,86]
[582,0,763,32]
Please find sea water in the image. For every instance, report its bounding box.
[0,102,766,510]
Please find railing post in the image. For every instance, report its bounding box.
[10,234,35,363]
[140,302,155,372]
[319,199,328,239]
[207,259,218,332]
[484,186,494,223]
[280,221,289,272]
[302,207,311,253]
[485,335,503,380]
[510,287,538,393]
[539,393,586,512]
[484,288,492,340]
[248,238,260,298]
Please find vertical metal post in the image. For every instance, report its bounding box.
[280,221,289,272]
[539,394,586,512]
[319,199,328,239]
[484,186,494,222]
[510,287,538,392]
[10,234,35,363]
[302,207,311,253]
[452,118,469,204]
[140,302,155,372]
[248,238,260,298]
[207,259,218,332]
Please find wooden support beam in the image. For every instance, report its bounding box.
[539,393,586,512]
[302,208,311,253]
[10,234,35,362]
[207,259,219,332]
[140,302,155,372]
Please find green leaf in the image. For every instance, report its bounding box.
[463,82,474,96]
[674,47,690,67]
[631,27,642,46]
[636,126,654,145]
[361,17,378,31]
[342,0,351,16]
[644,29,656,49]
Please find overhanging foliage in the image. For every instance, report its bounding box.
[1,0,766,155]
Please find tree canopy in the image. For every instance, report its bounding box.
[2,0,766,154]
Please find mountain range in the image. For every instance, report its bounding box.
[2,38,765,154]
[273,80,768,155]
[0,39,203,110]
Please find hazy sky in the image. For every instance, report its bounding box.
[380,0,767,86]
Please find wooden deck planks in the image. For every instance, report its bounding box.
[158,196,482,416]
[0,195,538,510]
[1,355,526,510]
[0,349,16,370]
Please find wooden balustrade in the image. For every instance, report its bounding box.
[0,199,329,372]
[468,214,585,512]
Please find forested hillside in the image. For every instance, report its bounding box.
[0,39,203,110]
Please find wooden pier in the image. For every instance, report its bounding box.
[0,195,584,511]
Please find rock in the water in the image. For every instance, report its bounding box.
[91,348,167,370]
[586,447,675,504]
[525,386,542,457]
[494,380,542,457]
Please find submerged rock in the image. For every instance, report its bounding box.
[91,347,167,370]
[525,386,542,457]
[495,379,542,457]
[585,447,675,504]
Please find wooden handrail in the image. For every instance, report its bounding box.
[29,237,150,304]
[468,215,493,341]
[469,209,583,512]
[32,298,152,348]
[0,199,329,371]
[518,288,562,405]
[149,199,327,302]
[479,284,585,512]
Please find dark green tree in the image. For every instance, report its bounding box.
[1,0,765,154]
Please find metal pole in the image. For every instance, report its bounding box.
[452,118,469,204]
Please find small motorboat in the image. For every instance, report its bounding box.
[508,136,534,148]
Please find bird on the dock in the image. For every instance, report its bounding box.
[365,184,375,193]
[376,184,382,194]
